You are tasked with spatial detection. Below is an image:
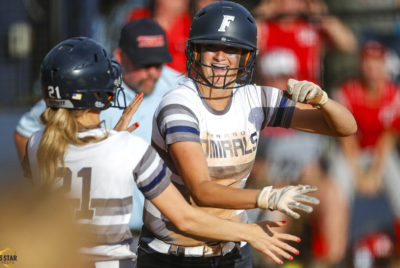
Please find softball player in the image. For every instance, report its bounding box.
[24,37,303,268]
[137,1,357,267]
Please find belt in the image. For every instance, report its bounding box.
[148,238,247,257]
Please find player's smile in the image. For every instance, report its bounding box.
[200,44,241,87]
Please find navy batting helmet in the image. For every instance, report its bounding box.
[41,37,124,110]
[186,1,258,89]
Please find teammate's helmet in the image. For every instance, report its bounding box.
[186,1,258,89]
[41,37,124,110]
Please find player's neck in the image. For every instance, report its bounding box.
[198,84,232,111]
[77,109,101,130]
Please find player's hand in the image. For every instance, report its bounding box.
[283,78,328,107]
[257,185,320,219]
[114,92,143,132]
[248,220,300,265]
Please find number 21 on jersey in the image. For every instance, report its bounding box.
[60,167,94,220]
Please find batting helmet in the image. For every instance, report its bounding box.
[186,1,258,89]
[41,37,124,110]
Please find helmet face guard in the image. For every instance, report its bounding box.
[185,1,258,89]
[186,42,257,89]
[41,37,127,110]
[109,60,127,110]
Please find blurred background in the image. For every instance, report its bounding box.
[1,0,400,267]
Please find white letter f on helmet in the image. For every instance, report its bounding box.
[218,15,235,32]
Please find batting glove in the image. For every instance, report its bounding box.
[257,185,320,219]
[283,78,328,107]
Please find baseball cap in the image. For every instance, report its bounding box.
[361,40,387,59]
[118,18,172,67]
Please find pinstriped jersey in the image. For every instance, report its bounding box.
[25,128,171,262]
[143,77,296,246]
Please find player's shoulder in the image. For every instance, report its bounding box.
[238,82,266,92]
[237,83,277,99]
[32,99,47,111]
[28,129,44,146]
[109,130,148,145]
[91,130,150,156]
[26,129,44,157]
[241,83,290,109]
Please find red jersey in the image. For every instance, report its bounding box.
[337,78,400,149]
[257,18,323,83]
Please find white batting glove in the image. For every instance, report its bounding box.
[257,185,320,219]
[283,78,328,107]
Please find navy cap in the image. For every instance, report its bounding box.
[119,18,172,67]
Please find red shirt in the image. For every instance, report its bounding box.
[125,8,190,73]
[337,78,400,149]
[258,18,323,84]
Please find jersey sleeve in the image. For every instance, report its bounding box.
[133,145,171,200]
[154,91,200,146]
[260,86,296,129]
[15,99,46,137]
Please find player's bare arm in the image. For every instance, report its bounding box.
[151,182,301,265]
[169,141,259,209]
[284,79,357,136]
[14,131,29,162]
[169,140,319,219]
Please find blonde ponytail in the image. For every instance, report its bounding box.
[37,108,107,185]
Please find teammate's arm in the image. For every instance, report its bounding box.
[169,141,259,209]
[150,182,300,264]
[169,141,319,218]
[14,99,47,162]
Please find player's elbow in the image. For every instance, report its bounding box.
[173,209,199,233]
[190,184,216,207]
[336,120,358,137]
[191,194,209,207]
[175,219,194,234]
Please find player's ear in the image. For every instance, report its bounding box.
[114,48,123,64]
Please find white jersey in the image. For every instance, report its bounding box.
[25,128,171,262]
[142,77,296,246]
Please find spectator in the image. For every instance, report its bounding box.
[250,48,349,267]
[125,0,192,73]
[331,40,400,257]
[255,0,357,84]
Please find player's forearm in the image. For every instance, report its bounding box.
[319,99,357,137]
[177,204,255,242]
[152,183,256,240]
[168,195,301,264]
[169,141,260,209]
[191,181,259,209]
